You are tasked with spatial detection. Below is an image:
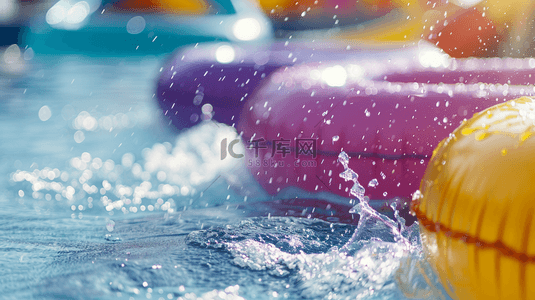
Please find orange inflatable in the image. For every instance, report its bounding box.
[413,97,535,299]
[110,0,394,21]
[111,0,209,14]
[336,0,425,44]
[424,7,501,58]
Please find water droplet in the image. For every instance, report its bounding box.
[332,135,339,142]
[74,130,85,143]
[39,106,52,121]
[126,16,146,34]
[368,179,378,188]
[106,219,115,232]
[193,94,203,105]
[201,103,213,115]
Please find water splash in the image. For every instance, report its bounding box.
[337,151,414,253]
[179,151,447,299]
[334,151,444,298]
[337,152,366,202]
[10,123,265,218]
[182,285,244,300]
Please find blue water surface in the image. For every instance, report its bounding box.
[0,55,449,300]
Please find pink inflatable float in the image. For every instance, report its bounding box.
[238,57,535,202]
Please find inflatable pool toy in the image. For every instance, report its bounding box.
[156,41,420,130]
[424,6,500,58]
[338,0,535,58]
[413,96,535,299]
[156,41,298,129]
[379,56,535,85]
[331,0,460,46]
[421,0,535,58]
[110,0,211,14]
[264,0,393,31]
[111,0,394,29]
[21,0,396,55]
[238,58,535,202]
[22,0,273,54]
[334,0,425,45]
[154,0,534,128]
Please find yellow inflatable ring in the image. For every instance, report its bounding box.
[413,96,535,300]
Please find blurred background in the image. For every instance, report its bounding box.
[2,0,534,74]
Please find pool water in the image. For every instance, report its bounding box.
[1,55,450,299]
